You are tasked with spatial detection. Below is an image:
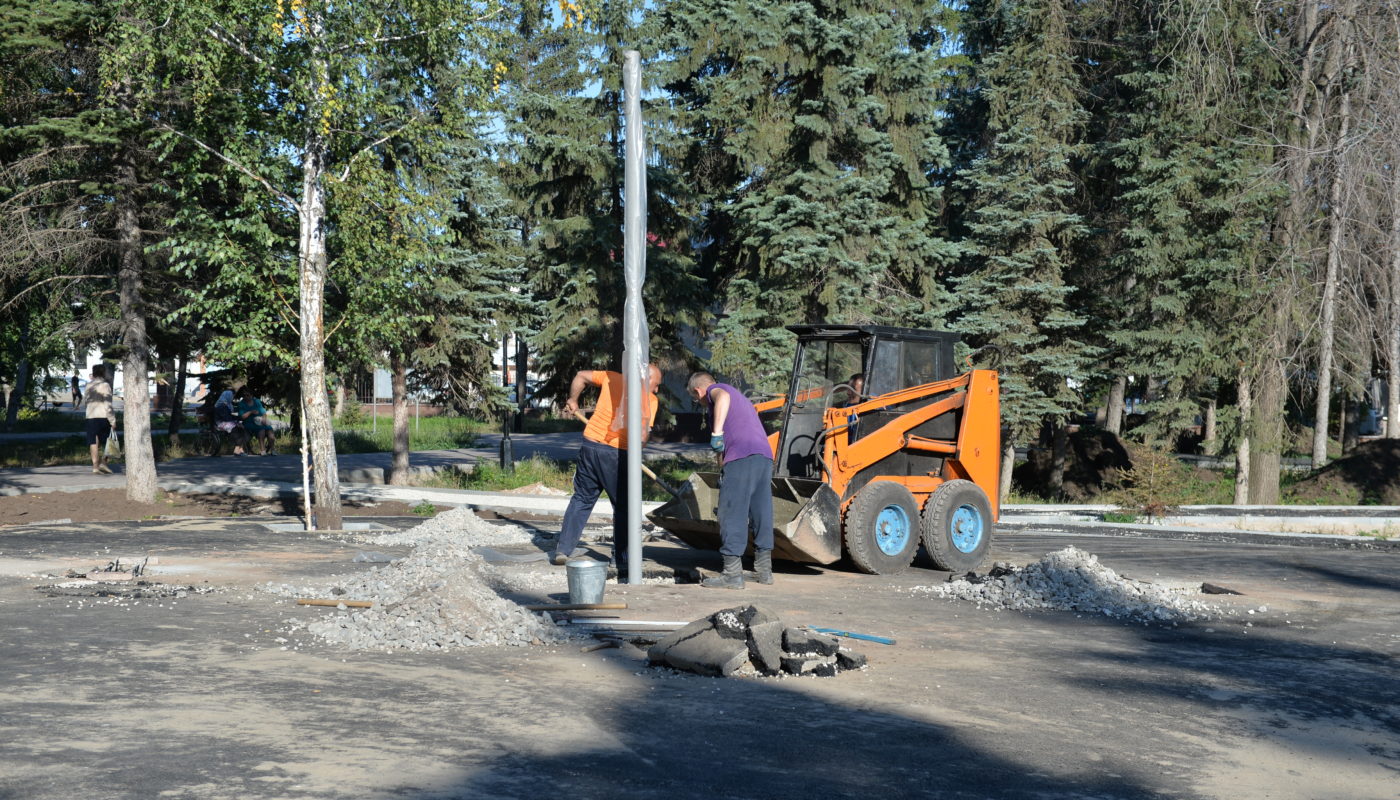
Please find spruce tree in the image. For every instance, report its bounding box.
[501,0,701,402]
[649,0,960,392]
[950,0,1097,466]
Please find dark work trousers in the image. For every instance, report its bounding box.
[718,454,775,558]
[557,440,631,572]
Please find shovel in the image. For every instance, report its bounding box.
[571,410,684,500]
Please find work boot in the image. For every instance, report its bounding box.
[702,555,744,590]
[754,549,774,585]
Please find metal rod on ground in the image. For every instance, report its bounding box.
[524,602,628,611]
[556,619,687,630]
[298,598,373,608]
[622,49,648,588]
[806,627,896,645]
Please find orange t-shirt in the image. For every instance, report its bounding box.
[583,370,658,450]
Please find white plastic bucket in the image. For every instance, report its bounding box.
[566,558,608,605]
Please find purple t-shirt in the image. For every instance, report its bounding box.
[710,383,772,465]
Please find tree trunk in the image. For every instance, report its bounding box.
[3,316,32,430]
[1234,372,1252,505]
[298,60,342,530]
[1311,56,1353,468]
[999,439,1015,506]
[154,357,173,412]
[1248,349,1284,505]
[333,377,345,418]
[514,334,528,433]
[117,154,156,504]
[1105,376,1126,435]
[1388,101,1400,437]
[1048,423,1069,497]
[1203,397,1218,454]
[388,351,410,486]
[1341,393,1360,453]
[168,353,187,448]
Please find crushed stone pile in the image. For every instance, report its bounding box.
[266,506,568,650]
[914,547,1236,624]
[649,604,868,678]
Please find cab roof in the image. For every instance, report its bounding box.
[785,324,961,345]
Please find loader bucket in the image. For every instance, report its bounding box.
[646,473,844,565]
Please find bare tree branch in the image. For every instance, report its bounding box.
[154,122,298,211]
[0,274,106,313]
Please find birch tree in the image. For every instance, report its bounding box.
[109,0,503,528]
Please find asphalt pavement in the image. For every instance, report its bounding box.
[0,516,1395,799]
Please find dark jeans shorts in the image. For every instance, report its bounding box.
[84,418,112,446]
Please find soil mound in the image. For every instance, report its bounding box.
[1013,427,1132,500]
[1288,439,1400,505]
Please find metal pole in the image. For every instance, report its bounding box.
[622,50,648,586]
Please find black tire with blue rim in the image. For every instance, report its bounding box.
[843,481,920,575]
[921,479,993,573]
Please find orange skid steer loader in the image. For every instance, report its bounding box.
[648,324,1000,575]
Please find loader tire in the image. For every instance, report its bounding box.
[843,481,920,575]
[921,480,993,573]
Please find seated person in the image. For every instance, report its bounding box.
[835,373,866,408]
[212,389,250,456]
[236,387,275,456]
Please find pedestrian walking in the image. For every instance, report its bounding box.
[80,365,117,474]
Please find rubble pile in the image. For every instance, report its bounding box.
[360,505,543,549]
[268,507,567,650]
[648,604,867,678]
[915,546,1233,623]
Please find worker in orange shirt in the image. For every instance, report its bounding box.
[555,363,664,581]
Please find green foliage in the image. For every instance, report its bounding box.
[426,456,575,494]
[498,0,703,402]
[1108,446,1195,519]
[409,501,438,516]
[649,0,961,387]
[948,0,1097,441]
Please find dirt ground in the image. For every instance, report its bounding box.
[0,489,416,527]
[0,516,1396,800]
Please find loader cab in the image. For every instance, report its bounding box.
[777,324,960,486]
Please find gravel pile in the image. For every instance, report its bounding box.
[914,546,1235,623]
[266,507,568,650]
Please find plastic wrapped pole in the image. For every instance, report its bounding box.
[622,50,649,586]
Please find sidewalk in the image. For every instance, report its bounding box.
[0,432,711,499]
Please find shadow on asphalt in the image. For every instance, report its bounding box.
[434,677,1168,799]
[1286,563,1400,593]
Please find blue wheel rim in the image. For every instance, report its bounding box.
[874,504,911,556]
[950,504,984,553]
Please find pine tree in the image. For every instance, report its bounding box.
[1075,0,1279,448]
[649,0,960,392]
[500,0,702,402]
[950,0,1097,481]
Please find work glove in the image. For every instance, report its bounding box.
[710,433,725,452]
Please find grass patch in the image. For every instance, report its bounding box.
[1101,511,1139,523]
[421,456,576,494]
[332,415,480,453]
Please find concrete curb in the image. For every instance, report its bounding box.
[998,518,1400,552]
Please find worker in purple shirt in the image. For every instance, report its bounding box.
[686,371,775,589]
